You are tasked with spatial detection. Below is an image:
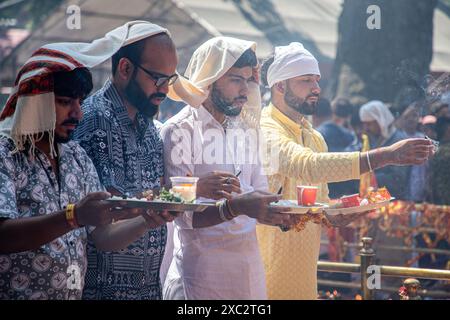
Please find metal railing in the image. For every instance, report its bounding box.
[317,237,450,300]
[320,239,450,256]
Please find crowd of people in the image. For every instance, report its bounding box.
[310,92,450,298]
[0,20,444,300]
[310,95,450,205]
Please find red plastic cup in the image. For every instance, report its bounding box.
[340,194,361,208]
[297,186,318,206]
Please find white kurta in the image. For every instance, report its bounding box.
[160,105,268,300]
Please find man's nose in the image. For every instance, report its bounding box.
[311,81,321,95]
[240,81,249,96]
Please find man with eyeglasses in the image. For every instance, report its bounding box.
[73,22,179,300]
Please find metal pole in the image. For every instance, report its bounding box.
[359,237,376,300]
[380,266,450,280]
[320,240,450,256]
[317,261,360,273]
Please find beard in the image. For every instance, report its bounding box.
[210,83,247,117]
[55,134,71,144]
[55,118,80,143]
[284,85,318,116]
[125,73,166,118]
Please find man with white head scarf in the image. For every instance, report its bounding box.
[161,36,298,299]
[359,100,410,199]
[359,100,396,142]
[73,21,181,300]
[257,42,434,299]
[0,25,157,299]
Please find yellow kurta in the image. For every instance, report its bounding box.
[257,103,361,299]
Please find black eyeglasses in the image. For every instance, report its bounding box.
[129,59,178,88]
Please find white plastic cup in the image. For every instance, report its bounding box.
[170,176,199,202]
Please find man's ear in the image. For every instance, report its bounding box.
[275,81,285,94]
[117,57,134,81]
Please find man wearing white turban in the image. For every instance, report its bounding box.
[160,37,298,299]
[257,42,434,299]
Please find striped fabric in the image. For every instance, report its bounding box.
[0,21,170,156]
[1,47,84,121]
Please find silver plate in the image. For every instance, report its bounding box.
[105,198,217,212]
[324,198,394,216]
[269,200,328,214]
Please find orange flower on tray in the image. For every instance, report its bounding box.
[367,187,391,203]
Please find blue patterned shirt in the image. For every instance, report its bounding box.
[74,80,166,300]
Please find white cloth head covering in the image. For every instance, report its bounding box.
[168,36,261,128]
[0,20,169,156]
[359,100,395,139]
[267,42,320,88]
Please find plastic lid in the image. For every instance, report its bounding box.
[170,176,199,184]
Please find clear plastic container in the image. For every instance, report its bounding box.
[170,176,199,202]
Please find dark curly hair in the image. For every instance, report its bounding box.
[53,67,93,99]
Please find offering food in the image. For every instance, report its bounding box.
[340,194,361,208]
[325,187,394,217]
[367,187,391,203]
[109,185,196,204]
[155,187,184,203]
[334,187,392,209]
[106,178,213,213]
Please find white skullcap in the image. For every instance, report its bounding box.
[267,42,320,88]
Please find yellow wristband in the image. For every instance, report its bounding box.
[65,204,78,229]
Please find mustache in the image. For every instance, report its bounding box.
[306,94,319,99]
[62,118,79,126]
[149,92,167,100]
[234,96,247,102]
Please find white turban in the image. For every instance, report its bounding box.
[0,20,170,156]
[359,100,395,139]
[168,36,261,128]
[267,42,320,88]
